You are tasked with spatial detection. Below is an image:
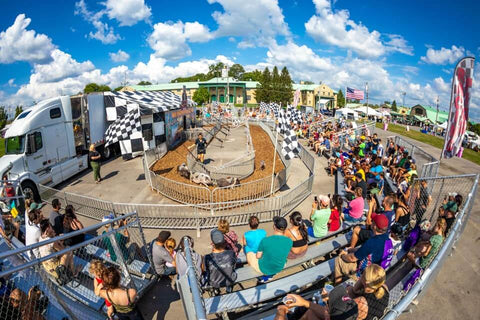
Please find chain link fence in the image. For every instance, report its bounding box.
[0,211,153,320]
[392,136,439,179]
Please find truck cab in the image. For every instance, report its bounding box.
[1,96,89,200]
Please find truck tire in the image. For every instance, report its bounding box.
[21,181,40,203]
[102,146,112,160]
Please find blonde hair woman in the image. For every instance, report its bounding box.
[217,219,240,257]
[89,144,102,183]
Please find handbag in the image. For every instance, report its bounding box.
[224,233,242,254]
[55,264,73,286]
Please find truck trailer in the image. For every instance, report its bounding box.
[0,94,117,201]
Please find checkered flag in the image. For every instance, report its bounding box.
[282,126,300,160]
[105,108,142,147]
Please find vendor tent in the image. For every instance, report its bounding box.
[354,106,382,117]
[104,90,196,159]
[438,121,448,129]
[335,108,359,120]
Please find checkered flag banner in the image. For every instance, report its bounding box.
[105,108,142,147]
[282,126,300,160]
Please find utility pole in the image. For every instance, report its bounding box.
[435,96,439,136]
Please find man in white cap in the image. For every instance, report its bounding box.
[309,195,331,238]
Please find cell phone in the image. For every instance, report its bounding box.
[314,196,318,202]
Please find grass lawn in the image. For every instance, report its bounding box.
[0,138,4,157]
[376,123,480,166]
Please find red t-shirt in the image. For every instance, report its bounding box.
[328,208,341,232]
[96,278,112,307]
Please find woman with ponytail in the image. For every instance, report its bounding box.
[285,211,308,259]
[349,264,389,320]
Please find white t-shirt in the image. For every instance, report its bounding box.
[38,236,55,258]
[25,212,41,258]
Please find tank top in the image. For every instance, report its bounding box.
[363,289,389,320]
[106,288,135,314]
[289,228,307,248]
[396,204,410,227]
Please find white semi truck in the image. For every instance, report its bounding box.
[0,93,117,201]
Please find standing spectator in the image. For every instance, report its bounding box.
[203,230,237,292]
[49,199,63,235]
[62,205,85,246]
[175,236,203,278]
[242,216,267,254]
[89,144,102,183]
[285,211,308,259]
[217,219,241,257]
[25,204,44,258]
[151,231,176,277]
[246,217,292,276]
[334,214,389,284]
[413,180,431,222]
[95,267,144,320]
[329,195,343,232]
[309,195,331,238]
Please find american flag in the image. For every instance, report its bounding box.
[346,87,364,100]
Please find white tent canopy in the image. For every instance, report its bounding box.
[354,106,382,117]
[438,121,448,129]
[335,108,359,120]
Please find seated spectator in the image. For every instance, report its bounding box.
[0,213,19,244]
[164,238,176,268]
[246,217,292,277]
[25,203,45,258]
[204,229,237,292]
[0,288,26,319]
[334,214,389,284]
[342,187,365,223]
[89,260,113,319]
[218,219,241,257]
[49,199,63,235]
[329,195,343,232]
[151,231,176,277]
[38,220,76,283]
[62,205,85,247]
[175,236,203,278]
[102,215,146,264]
[23,286,47,320]
[243,215,267,254]
[369,158,383,184]
[403,163,417,183]
[94,267,144,320]
[407,218,446,269]
[309,195,331,238]
[395,193,410,228]
[285,211,308,259]
[440,193,460,233]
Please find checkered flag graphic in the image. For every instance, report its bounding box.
[105,108,142,147]
[281,126,300,160]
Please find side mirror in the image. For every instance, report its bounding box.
[26,134,36,155]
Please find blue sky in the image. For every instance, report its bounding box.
[0,0,479,120]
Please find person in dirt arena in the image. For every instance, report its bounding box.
[194,133,207,163]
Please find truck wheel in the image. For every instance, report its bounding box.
[21,181,40,203]
[102,146,112,160]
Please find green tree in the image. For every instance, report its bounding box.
[207,62,225,79]
[240,70,262,81]
[137,81,152,85]
[279,67,293,106]
[14,106,23,118]
[192,87,210,105]
[0,107,7,130]
[228,63,245,79]
[392,100,398,112]
[271,66,280,102]
[255,67,272,103]
[83,83,111,93]
[337,89,345,108]
[171,73,209,83]
[302,80,314,84]
[114,86,124,91]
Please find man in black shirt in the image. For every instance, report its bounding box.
[204,229,236,293]
[195,133,207,163]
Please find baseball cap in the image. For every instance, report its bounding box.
[371,213,389,230]
[28,202,45,212]
[273,216,288,231]
[102,214,115,223]
[210,229,225,245]
[328,286,358,320]
[157,231,171,243]
[317,195,330,206]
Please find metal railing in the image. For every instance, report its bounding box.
[393,136,439,179]
[0,211,153,320]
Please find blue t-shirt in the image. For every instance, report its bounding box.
[323,139,330,149]
[354,232,389,276]
[383,210,396,229]
[370,165,383,181]
[244,229,267,254]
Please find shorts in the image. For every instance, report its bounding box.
[197,149,206,155]
[343,211,363,222]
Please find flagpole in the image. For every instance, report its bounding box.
[270,128,279,194]
[345,86,347,106]
[366,82,369,121]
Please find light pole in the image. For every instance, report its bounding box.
[435,96,439,135]
[402,91,406,123]
[365,82,369,120]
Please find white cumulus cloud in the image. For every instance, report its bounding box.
[104,0,151,26]
[74,0,121,44]
[420,45,465,65]
[109,49,130,62]
[0,14,56,64]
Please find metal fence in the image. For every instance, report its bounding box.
[383,173,479,319]
[393,136,440,179]
[0,211,154,320]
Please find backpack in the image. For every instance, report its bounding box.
[403,226,421,252]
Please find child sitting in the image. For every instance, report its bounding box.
[165,238,177,268]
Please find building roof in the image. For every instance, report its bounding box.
[412,104,449,124]
[198,77,259,88]
[345,103,363,109]
[131,82,199,91]
[292,83,319,91]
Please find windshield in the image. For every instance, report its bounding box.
[5,136,26,154]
